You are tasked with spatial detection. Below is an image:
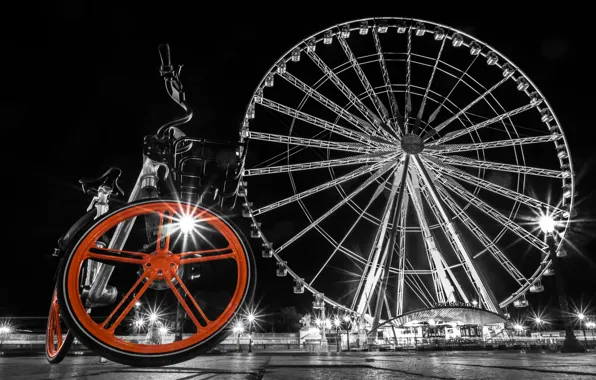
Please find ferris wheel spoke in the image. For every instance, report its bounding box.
[257,97,382,147]
[246,131,379,155]
[383,294,393,320]
[423,71,516,141]
[413,156,500,313]
[419,181,487,305]
[404,25,413,129]
[428,101,541,146]
[306,50,396,141]
[252,157,395,216]
[350,218,387,311]
[411,170,469,303]
[423,55,480,134]
[243,152,392,177]
[423,156,566,214]
[372,28,404,131]
[253,130,328,169]
[434,184,528,286]
[355,163,406,315]
[405,278,433,309]
[431,169,549,253]
[309,173,392,287]
[426,133,563,154]
[405,259,436,306]
[373,155,410,329]
[274,73,392,145]
[413,36,447,134]
[406,259,437,306]
[336,35,392,126]
[427,154,566,179]
[396,192,409,316]
[407,170,461,304]
[274,161,395,255]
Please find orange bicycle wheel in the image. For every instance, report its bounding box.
[57,200,255,366]
[45,287,74,363]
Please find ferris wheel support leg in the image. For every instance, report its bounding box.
[355,166,404,315]
[412,156,500,313]
[407,173,450,303]
[371,155,410,333]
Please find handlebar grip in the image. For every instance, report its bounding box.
[158,44,172,68]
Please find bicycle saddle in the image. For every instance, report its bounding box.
[79,167,125,197]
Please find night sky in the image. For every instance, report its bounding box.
[4,4,596,328]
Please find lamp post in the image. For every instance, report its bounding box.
[334,318,341,352]
[586,321,595,347]
[0,325,12,348]
[343,315,352,351]
[233,321,244,353]
[534,317,544,343]
[577,313,589,349]
[539,215,584,352]
[319,306,328,350]
[247,314,255,353]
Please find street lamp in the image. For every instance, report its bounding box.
[343,315,352,351]
[0,325,12,348]
[247,313,255,353]
[577,313,589,348]
[587,321,595,346]
[533,317,545,342]
[514,323,524,336]
[233,321,244,352]
[134,318,145,329]
[333,317,341,352]
[538,214,584,352]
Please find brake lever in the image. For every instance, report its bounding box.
[166,66,185,106]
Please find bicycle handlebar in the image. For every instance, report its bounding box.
[156,43,193,138]
[158,44,173,74]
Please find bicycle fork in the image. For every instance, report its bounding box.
[87,156,168,306]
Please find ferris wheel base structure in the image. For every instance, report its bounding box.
[350,305,510,344]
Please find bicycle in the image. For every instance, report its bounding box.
[45,44,255,367]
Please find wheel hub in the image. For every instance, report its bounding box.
[400,133,424,154]
[143,252,183,290]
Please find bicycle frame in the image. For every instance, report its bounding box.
[87,157,167,303]
[88,44,193,304]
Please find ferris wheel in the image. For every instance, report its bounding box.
[238,17,575,323]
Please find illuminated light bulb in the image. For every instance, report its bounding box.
[179,215,195,234]
[538,215,556,234]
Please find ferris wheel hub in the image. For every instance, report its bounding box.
[400,133,424,154]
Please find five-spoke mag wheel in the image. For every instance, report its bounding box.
[57,200,255,366]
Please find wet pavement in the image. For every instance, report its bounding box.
[1,351,595,379]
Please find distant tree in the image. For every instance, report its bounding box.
[277,306,302,332]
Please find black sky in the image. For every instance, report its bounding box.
[3,4,596,323]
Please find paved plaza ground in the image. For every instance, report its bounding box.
[1,351,595,379]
